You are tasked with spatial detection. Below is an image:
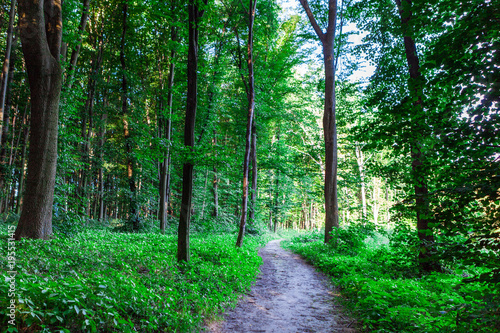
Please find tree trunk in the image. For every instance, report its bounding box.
[120,1,138,229]
[300,0,339,243]
[249,120,257,222]
[212,133,219,218]
[355,144,367,219]
[16,123,28,215]
[236,0,257,248]
[198,169,208,220]
[97,112,107,221]
[178,0,205,262]
[395,0,437,272]
[212,166,219,217]
[15,0,63,240]
[0,0,16,148]
[159,35,176,233]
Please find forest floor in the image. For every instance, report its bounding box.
[207,239,357,333]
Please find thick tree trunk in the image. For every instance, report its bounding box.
[178,0,204,262]
[322,33,339,243]
[300,0,338,243]
[15,0,63,240]
[236,0,257,248]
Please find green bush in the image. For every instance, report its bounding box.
[283,232,500,333]
[0,230,267,332]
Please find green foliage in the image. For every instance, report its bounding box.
[284,232,500,332]
[0,231,267,332]
[327,224,373,256]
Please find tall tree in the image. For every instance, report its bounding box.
[0,0,16,148]
[236,0,258,247]
[394,0,437,272]
[15,0,63,239]
[120,0,139,229]
[178,0,206,261]
[299,0,339,243]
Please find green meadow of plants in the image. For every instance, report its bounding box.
[283,227,500,333]
[0,225,270,333]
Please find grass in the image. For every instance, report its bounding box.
[0,228,270,333]
[282,230,500,333]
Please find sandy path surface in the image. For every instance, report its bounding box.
[208,239,357,333]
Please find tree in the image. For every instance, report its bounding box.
[0,0,16,148]
[178,0,206,262]
[299,0,339,243]
[236,0,258,247]
[14,0,63,239]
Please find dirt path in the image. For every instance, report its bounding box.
[208,239,356,333]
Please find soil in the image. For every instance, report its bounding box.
[207,239,357,333]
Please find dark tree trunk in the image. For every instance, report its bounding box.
[395,0,438,273]
[249,120,257,222]
[15,0,63,240]
[236,0,257,248]
[299,0,339,243]
[120,1,138,229]
[97,112,107,221]
[178,0,205,262]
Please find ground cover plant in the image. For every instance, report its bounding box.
[0,227,269,332]
[283,228,500,333]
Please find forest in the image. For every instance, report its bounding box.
[0,0,499,331]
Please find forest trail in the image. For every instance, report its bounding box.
[207,239,357,333]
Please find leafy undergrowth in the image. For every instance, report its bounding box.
[283,231,500,333]
[0,230,269,332]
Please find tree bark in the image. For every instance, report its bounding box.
[236,0,257,248]
[299,0,339,243]
[15,0,63,240]
[178,0,205,262]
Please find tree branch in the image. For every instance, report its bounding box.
[299,0,324,42]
